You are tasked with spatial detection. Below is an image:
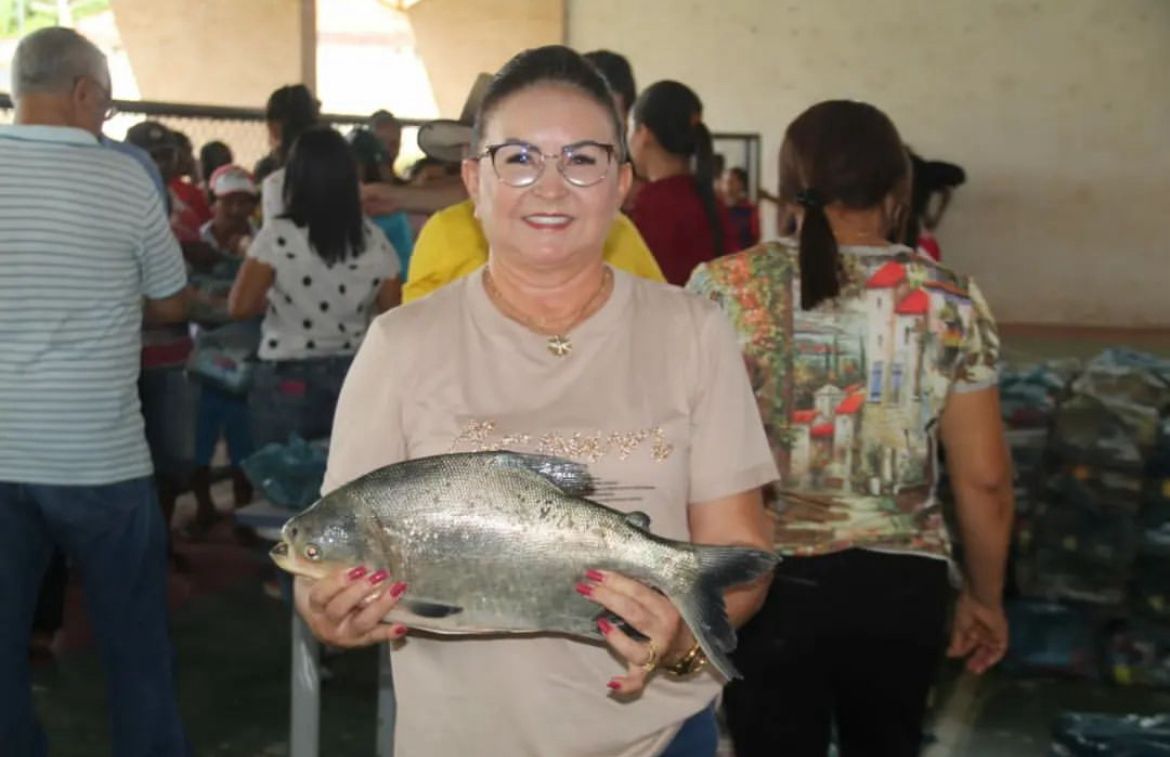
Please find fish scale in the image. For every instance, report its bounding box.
[271,450,777,679]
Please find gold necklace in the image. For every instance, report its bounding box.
[483,267,613,358]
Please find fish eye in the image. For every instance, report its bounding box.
[304,544,321,561]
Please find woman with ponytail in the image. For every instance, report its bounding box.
[688,100,1013,756]
[258,83,321,223]
[629,80,735,286]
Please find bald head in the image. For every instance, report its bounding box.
[11,26,108,100]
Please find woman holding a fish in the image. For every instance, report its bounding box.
[279,46,779,757]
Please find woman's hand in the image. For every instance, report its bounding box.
[577,569,692,695]
[947,589,1008,674]
[293,566,410,648]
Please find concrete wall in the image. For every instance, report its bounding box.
[568,0,1170,327]
[111,0,304,108]
[409,0,564,118]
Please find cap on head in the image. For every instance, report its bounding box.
[125,120,176,153]
[208,165,258,197]
[348,127,390,166]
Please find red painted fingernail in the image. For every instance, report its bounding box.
[607,679,621,691]
[391,624,408,638]
[585,569,605,583]
[369,570,389,585]
[390,581,408,598]
[575,582,594,598]
[347,566,368,581]
[597,618,614,635]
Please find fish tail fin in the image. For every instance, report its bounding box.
[667,545,778,681]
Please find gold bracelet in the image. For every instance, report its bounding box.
[663,642,706,677]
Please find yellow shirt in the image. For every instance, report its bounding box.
[403,199,665,303]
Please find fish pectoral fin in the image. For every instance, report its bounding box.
[623,511,652,530]
[399,599,463,619]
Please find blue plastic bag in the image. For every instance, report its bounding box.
[240,435,329,511]
[186,320,261,395]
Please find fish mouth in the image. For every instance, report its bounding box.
[270,541,293,571]
[269,540,330,580]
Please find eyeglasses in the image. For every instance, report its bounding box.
[75,76,118,120]
[477,140,617,188]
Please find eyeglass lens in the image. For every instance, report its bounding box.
[491,143,611,187]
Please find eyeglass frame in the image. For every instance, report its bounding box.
[474,139,620,188]
[74,75,118,121]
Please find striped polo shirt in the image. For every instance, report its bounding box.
[0,124,187,485]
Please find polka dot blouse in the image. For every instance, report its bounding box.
[247,217,401,361]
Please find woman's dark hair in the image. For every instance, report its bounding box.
[633,80,724,255]
[728,167,749,187]
[347,127,389,183]
[582,50,636,116]
[903,149,966,245]
[200,141,233,185]
[779,100,910,310]
[266,84,320,165]
[370,109,399,129]
[471,45,626,161]
[281,126,366,265]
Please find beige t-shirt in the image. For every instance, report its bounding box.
[324,266,778,757]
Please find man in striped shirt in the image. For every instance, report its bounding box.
[0,27,189,756]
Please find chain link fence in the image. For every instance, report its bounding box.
[1,92,760,195]
[0,93,426,176]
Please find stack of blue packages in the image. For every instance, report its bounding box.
[1105,621,1170,689]
[1021,350,1170,608]
[1004,600,1101,679]
[1052,712,1170,755]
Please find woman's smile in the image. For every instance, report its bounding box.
[522,212,575,231]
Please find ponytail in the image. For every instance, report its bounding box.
[692,121,725,256]
[796,189,840,310]
[267,85,320,166]
[633,80,724,256]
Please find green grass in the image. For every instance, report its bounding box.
[1,0,111,39]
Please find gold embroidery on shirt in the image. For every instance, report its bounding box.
[451,420,496,451]
[651,428,675,461]
[452,422,675,462]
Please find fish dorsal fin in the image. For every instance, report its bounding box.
[623,511,651,530]
[489,452,597,496]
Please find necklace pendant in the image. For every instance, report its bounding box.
[547,335,572,357]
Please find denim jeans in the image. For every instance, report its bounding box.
[0,477,189,757]
[661,702,719,757]
[249,356,353,448]
[139,365,198,479]
[195,382,254,466]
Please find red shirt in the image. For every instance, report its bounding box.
[917,230,942,261]
[629,174,736,286]
[169,178,212,243]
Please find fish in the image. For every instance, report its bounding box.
[270,450,777,679]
